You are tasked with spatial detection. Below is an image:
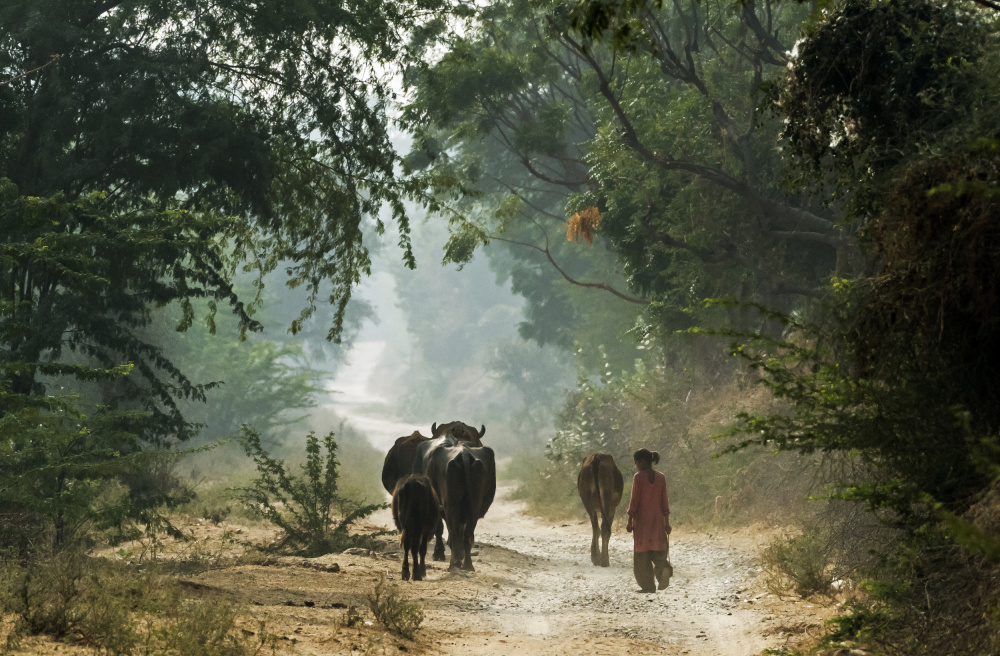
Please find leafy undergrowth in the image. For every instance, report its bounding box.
[0,512,427,656]
[238,427,388,557]
[0,549,279,656]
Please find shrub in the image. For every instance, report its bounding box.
[366,576,424,640]
[761,530,834,598]
[148,596,278,656]
[826,526,1000,656]
[0,548,143,651]
[238,426,387,556]
[0,550,275,656]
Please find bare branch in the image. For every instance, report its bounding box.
[490,235,650,305]
[971,0,1000,11]
[1,54,61,87]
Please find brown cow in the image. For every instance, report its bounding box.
[392,474,440,581]
[578,453,624,567]
[381,422,486,561]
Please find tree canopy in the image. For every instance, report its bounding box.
[0,0,448,548]
[1,0,448,342]
[403,0,850,355]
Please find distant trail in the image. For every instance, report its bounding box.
[370,485,813,655]
[320,340,434,452]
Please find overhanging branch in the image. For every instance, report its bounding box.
[491,235,650,305]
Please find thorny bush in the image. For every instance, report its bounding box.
[238,426,387,556]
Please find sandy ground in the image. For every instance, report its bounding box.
[7,485,834,655]
[385,486,834,656]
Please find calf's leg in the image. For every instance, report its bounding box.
[401,532,411,581]
[417,531,430,579]
[409,538,422,581]
[432,516,446,561]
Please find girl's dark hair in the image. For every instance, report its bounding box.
[633,448,660,465]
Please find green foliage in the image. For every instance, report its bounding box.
[776,0,986,215]
[719,313,995,524]
[153,303,325,450]
[405,0,841,356]
[366,576,424,640]
[727,0,1000,521]
[0,381,196,553]
[238,426,386,556]
[724,2,1000,650]
[403,0,650,372]
[0,182,256,443]
[824,526,1000,656]
[0,0,452,342]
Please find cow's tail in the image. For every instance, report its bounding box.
[591,455,602,514]
[464,451,484,521]
[462,449,477,521]
[395,482,409,550]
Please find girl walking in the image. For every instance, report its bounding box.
[625,448,673,593]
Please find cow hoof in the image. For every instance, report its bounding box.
[402,570,410,581]
[433,553,446,562]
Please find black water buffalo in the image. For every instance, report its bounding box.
[381,423,487,562]
[578,453,624,567]
[392,474,440,581]
[431,421,486,443]
[382,431,429,494]
[412,435,496,571]
[381,423,485,495]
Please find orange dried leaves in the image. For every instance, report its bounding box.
[567,206,602,244]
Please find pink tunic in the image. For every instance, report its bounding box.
[626,470,670,553]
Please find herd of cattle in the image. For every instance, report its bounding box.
[383,420,627,581]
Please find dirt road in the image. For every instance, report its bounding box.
[12,484,828,656]
[366,485,828,656]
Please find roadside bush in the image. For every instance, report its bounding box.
[148,595,278,656]
[366,576,423,639]
[519,346,829,527]
[824,523,1000,656]
[0,551,275,655]
[761,529,835,598]
[0,548,147,651]
[238,426,387,556]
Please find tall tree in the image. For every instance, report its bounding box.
[0,0,447,545]
[404,0,844,349]
[1,0,447,345]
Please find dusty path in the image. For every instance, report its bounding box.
[368,485,828,656]
[12,484,828,656]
